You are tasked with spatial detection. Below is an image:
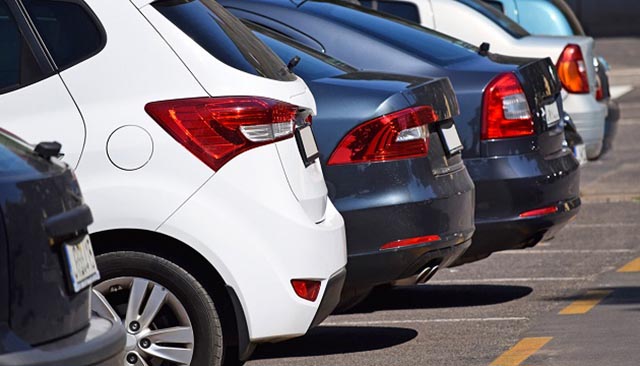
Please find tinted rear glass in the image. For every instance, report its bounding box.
[455,0,530,39]
[0,1,47,94]
[154,0,295,81]
[301,1,478,66]
[22,0,104,70]
[250,24,356,81]
[359,1,420,23]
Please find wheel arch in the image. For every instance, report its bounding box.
[90,228,254,362]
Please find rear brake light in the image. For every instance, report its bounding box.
[327,106,437,165]
[145,97,298,171]
[595,74,604,101]
[519,205,558,218]
[291,279,321,301]
[380,235,441,250]
[481,73,534,140]
[557,44,590,94]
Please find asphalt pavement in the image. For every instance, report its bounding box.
[245,38,640,366]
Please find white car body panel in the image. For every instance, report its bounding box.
[5,0,346,344]
[0,75,86,168]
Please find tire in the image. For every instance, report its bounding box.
[95,251,223,366]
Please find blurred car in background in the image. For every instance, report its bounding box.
[0,130,125,366]
[252,24,475,309]
[480,0,620,153]
[357,0,606,160]
[222,0,581,265]
[0,0,347,365]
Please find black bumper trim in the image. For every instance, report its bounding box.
[310,268,347,328]
[0,313,125,366]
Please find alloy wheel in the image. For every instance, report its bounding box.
[95,276,195,366]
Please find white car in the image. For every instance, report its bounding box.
[357,0,607,159]
[0,0,347,365]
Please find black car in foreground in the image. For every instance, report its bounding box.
[222,0,581,265]
[253,25,475,308]
[0,130,124,366]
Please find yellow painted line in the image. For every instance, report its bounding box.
[490,337,553,366]
[618,257,640,272]
[559,290,612,315]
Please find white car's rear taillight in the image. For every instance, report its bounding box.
[145,97,299,171]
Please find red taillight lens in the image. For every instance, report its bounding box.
[145,97,298,171]
[519,205,558,218]
[557,44,590,94]
[291,279,321,302]
[595,74,604,101]
[380,235,441,251]
[481,72,534,140]
[327,106,437,165]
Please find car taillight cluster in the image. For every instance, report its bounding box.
[145,97,299,171]
[327,106,437,165]
[481,72,534,140]
[557,44,590,94]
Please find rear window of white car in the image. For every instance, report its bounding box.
[154,0,296,81]
[456,0,530,39]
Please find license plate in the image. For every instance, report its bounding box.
[572,143,587,165]
[63,235,100,293]
[544,102,561,127]
[439,123,463,155]
[295,125,320,166]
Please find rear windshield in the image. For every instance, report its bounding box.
[301,0,479,66]
[456,0,530,39]
[153,0,295,81]
[249,23,356,81]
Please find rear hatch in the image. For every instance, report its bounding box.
[137,0,328,222]
[0,132,92,345]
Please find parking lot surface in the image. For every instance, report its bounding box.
[244,38,640,366]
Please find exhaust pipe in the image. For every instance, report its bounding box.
[416,265,439,284]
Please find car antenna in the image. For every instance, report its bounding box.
[287,55,301,72]
[478,42,490,56]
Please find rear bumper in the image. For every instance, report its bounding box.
[461,147,580,264]
[310,268,347,327]
[456,197,581,265]
[346,234,473,286]
[331,162,475,290]
[563,93,607,158]
[0,314,125,366]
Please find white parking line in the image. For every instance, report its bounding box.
[610,85,634,100]
[324,317,529,327]
[618,119,640,126]
[429,277,589,284]
[496,249,635,254]
[569,223,640,228]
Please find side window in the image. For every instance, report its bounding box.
[360,1,421,23]
[0,1,47,94]
[22,0,105,70]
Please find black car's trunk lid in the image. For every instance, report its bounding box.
[402,77,466,175]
